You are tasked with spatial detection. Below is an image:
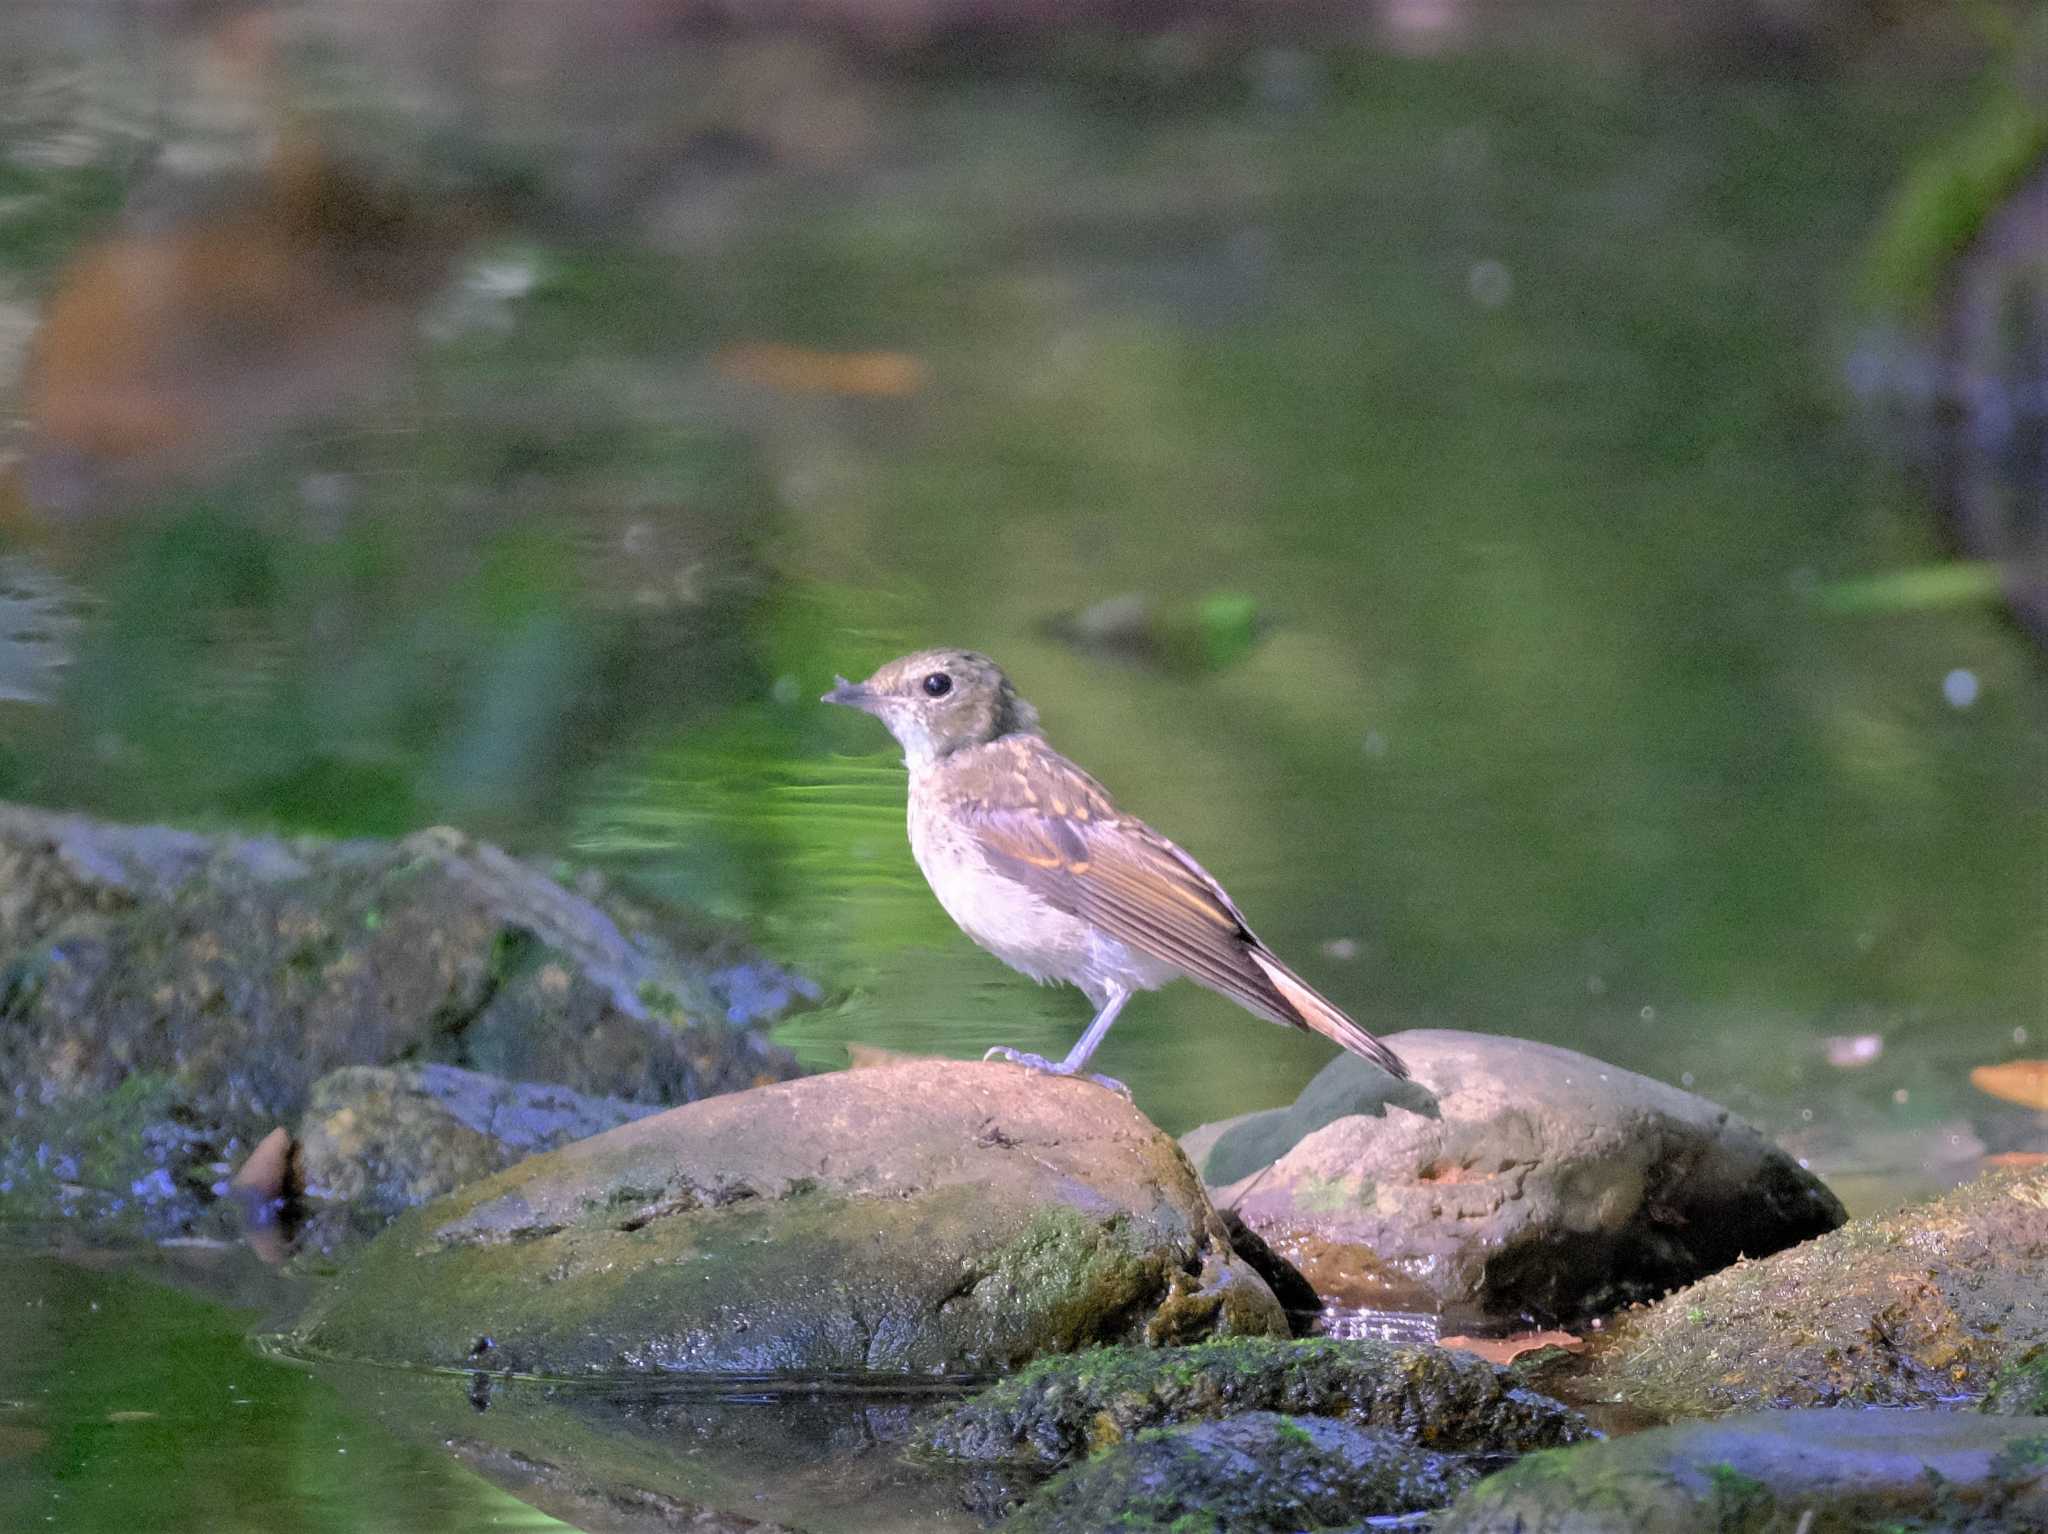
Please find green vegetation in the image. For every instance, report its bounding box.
[1860,8,2048,312]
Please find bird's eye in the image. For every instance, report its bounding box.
[922,672,953,698]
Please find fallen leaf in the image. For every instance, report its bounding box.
[1970,1061,2048,1111]
[1438,1329,1584,1365]
[716,342,927,398]
[845,1042,946,1070]
[229,1125,292,1205]
[1982,1152,2048,1169]
[0,1424,48,1461]
[228,1125,294,1264]
[105,1411,158,1424]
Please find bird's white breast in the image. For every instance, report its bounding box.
[905,778,1177,1001]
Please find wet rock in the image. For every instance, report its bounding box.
[999,1412,1477,1532]
[290,1061,1286,1376]
[294,1063,661,1240]
[913,1335,1590,1468]
[1217,1208,1324,1332]
[1180,1031,1844,1327]
[0,803,808,1237]
[1584,1166,2048,1415]
[1434,1408,2048,1534]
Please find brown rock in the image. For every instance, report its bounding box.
[291,1061,1287,1376]
[1181,1031,1843,1328]
[1582,1165,2048,1415]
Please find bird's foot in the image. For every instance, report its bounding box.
[983,1046,1130,1099]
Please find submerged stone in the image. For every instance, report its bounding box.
[1181,1030,1845,1327]
[1434,1408,2048,1533]
[290,1061,1286,1376]
[913,1334,1590,1468]
[1586,1166,2048,1415]
[999,1412,1476,1532]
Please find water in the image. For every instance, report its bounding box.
[0,1242,1012,1534]
[1,4,2043,1528]
[0,1245,568,1532]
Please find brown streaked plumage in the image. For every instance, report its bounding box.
[823,648,1409,1090]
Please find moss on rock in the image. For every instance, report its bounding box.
[998,1412,1475,1532]
[913,1334,1590,1468]
[1434,1408,2048,1534]
[289,1062,1286,1376]
[1585,1167,2048,1416]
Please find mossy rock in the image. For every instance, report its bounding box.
[999,1411,1476,1532]
[1983,1344,2048,1418]
[913,1333,1590,1468]
[289,1061,1286,1376]
[1435,1408,2048,1534]
[1584,1168,2048,1416]
[0,803,805,1237]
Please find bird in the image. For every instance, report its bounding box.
[822,648,1410,1092]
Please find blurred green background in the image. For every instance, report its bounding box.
[1,0,2041,1151]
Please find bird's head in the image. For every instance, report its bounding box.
[823,648,1040,766]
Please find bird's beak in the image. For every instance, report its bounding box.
[822,676,883,714]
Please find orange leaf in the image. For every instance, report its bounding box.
[1439,1329,1583,1365]
[1982,1152,2048,1168]
[1970,1061,2048,1111]
[845,1042,944,1069]
[228,1124,292,1203]
[716,342,928,398]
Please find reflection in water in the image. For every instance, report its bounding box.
[0,1244,1018,1534]
[285,1351,1008,1534]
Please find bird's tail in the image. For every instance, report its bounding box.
[1248,948,1410,1080]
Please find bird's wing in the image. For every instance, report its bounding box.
[948,740,1409,1078]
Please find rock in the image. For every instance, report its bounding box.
[0,803,809,1237]
[293,1063,662,1239]
[913,1335,1591,1468]
[1434,1408,2048,1533]
[1983,1344,2048,1416]
[289,1061,1287,1375]
[999,1412,1476,1532]
[1216,1208,1324,1331]
[1584,1166,2048,1415]
[1180,1031,1844,1327]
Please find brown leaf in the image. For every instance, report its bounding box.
[0,1424,49,1461]
[229,1125,293,1203]
[845,1042,946,1070]
[716,342,928,397]
[1970,1061,2048,1111]
[1438,1329,1584,1365]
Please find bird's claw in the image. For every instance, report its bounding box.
[984,1045,1058,1071]
[983,1046,1130,1099]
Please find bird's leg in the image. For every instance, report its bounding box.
[985,986,1132,1096]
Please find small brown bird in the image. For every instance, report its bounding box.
[824,649,1410,1090]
